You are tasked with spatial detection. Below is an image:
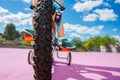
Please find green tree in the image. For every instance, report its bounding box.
[71,37,84,51]
[99,35,118,46]
[2,23,20,40]
[82,36,118,51]
[82,38,94,51]
[71,37,82,48]
[82,41,90,51]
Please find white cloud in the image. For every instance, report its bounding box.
[64,23,79,32]
[0,6,31,26]
[22,0,31,3]
[97,25,104,30]
[83,13,97,21]
[102,2,111,7]
[24,8,30,11]
[115,0,120,3]
[73,0,103,12]
[64,23,104,35]
[113,28,118,31]
[87,26,103,34]
[70,33,83,38]
[94,8,118,21]
[0,6,8,14]
[76,26,90,34]
[0,12,31,26]
[83,8,118,22]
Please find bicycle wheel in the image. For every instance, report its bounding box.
[28,50,35,65]
[67,52,71,66]
[33,0,53,80]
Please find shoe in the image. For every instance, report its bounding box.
[54,0,65,11]
[60,6,65,11]
[21,29,34,43]
[21,29,34,36]
[61,39,76,49]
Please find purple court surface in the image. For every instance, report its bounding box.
[0,48,120,80]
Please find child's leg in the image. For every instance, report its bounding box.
[52,20,57,35]
[33,0,38,6]
[58,22,64,38]
[32,0,38,27]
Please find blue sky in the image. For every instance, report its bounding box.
[0,0,120,41]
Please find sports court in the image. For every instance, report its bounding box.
[0,48,120,80]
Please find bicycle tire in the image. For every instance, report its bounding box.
[33,0,53,80]
[28,50,33,65]
[67,52,71,66]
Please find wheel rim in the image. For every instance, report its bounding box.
[28,50,35,65]
[67,52,71,66]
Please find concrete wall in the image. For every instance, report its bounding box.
[100,45,120,53]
